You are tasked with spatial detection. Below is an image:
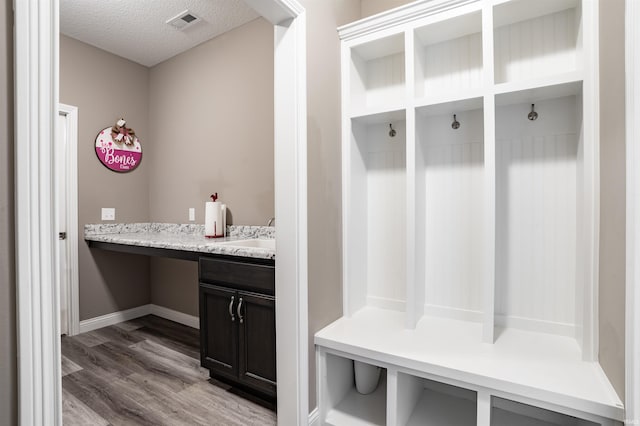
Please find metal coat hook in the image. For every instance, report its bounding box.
[388,123,396,137]
[528,104,538,121]
[451,114,460,130]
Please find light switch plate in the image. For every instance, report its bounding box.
[189,208,195,221]
[101,208,115,221]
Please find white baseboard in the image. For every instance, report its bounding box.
[78,304,151,333]
[494,314,575,337]
[308,407,319,426]
[78,303,199,334]
[149,304,199,329]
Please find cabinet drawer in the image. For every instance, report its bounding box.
[199,257,275,295]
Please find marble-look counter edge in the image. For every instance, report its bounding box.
[84,223,275,261]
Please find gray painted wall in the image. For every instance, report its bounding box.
[598,0,626,401]
[361,0,413,16]
[301,0,360,409]
[147,18,274,226]
[60,35,152,320]
[0,2,16,424]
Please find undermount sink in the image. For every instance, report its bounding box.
[217,238,275,250]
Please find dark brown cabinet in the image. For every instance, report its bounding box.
[199,284,238,380]
[198,256,276,399]
[237,292,276,396]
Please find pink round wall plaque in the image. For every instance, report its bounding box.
[95,123,142,172]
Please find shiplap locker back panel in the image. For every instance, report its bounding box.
[495,95,581,337]
[418,107,484,321]
[346,111,408,316]
[350,33,406,111]
[365,120,407,311]
[414,11,483,98]
[493,0,581,84]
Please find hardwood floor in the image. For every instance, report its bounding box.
[61,315,277,426]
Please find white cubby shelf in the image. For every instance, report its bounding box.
[320,353,387,426]
[316,307,622,424]
[322,0,622,425]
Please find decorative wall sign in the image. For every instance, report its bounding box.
[95,118,143,172]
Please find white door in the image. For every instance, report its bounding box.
[56,111,69,336]
[55,104,79,337]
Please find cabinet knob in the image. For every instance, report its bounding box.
[228,296,235,322]
[237,297,244,324]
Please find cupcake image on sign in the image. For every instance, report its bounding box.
[95,118,142,172]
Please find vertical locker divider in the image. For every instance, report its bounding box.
[386,368,399,426]
[482,2,497,344]
[394,372,423,426]
[578,0,598,362]
[477,391,492,426]
[405,27,418,330]
[316,348,329,423]
[341,41,355,318]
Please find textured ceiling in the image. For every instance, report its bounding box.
[60,0,259,67]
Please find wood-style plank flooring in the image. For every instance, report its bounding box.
[61,315,277,426]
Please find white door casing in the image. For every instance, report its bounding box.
[56,112,68,336]
[56,104,79,337]
[14,2,307,426]
[15,0,61,423]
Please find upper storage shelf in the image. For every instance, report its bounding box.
[414,11,483,101]
[349,32,406,113]
[493,0,582,85]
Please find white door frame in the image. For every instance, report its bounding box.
[625,1,640,424]
[14,1,308,425]
[57,103,79,337]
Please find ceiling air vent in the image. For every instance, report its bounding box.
[166,10,200,30]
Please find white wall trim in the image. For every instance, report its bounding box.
[626,0,640,423]
[14,0,61,424]
[244,1,309,423]
[494,315,576,338]
[57,103,79,337]
[272,6,309,425]
[149,304,199,329]
[17,1,307,425]
[78,304,200,334]
[78,305,152,334]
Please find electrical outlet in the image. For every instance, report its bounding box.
[189,208,195,221]
[101,208,115,221]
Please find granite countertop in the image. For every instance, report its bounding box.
[84,223,275,260]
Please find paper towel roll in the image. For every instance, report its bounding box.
[205,202,215,237]
[205,201,224,238]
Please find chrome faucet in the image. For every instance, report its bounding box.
[267,217,275,227]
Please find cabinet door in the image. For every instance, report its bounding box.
[199,284,238,380]
[237,291,277,397]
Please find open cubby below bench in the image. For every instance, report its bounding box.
[315,307,624,425]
